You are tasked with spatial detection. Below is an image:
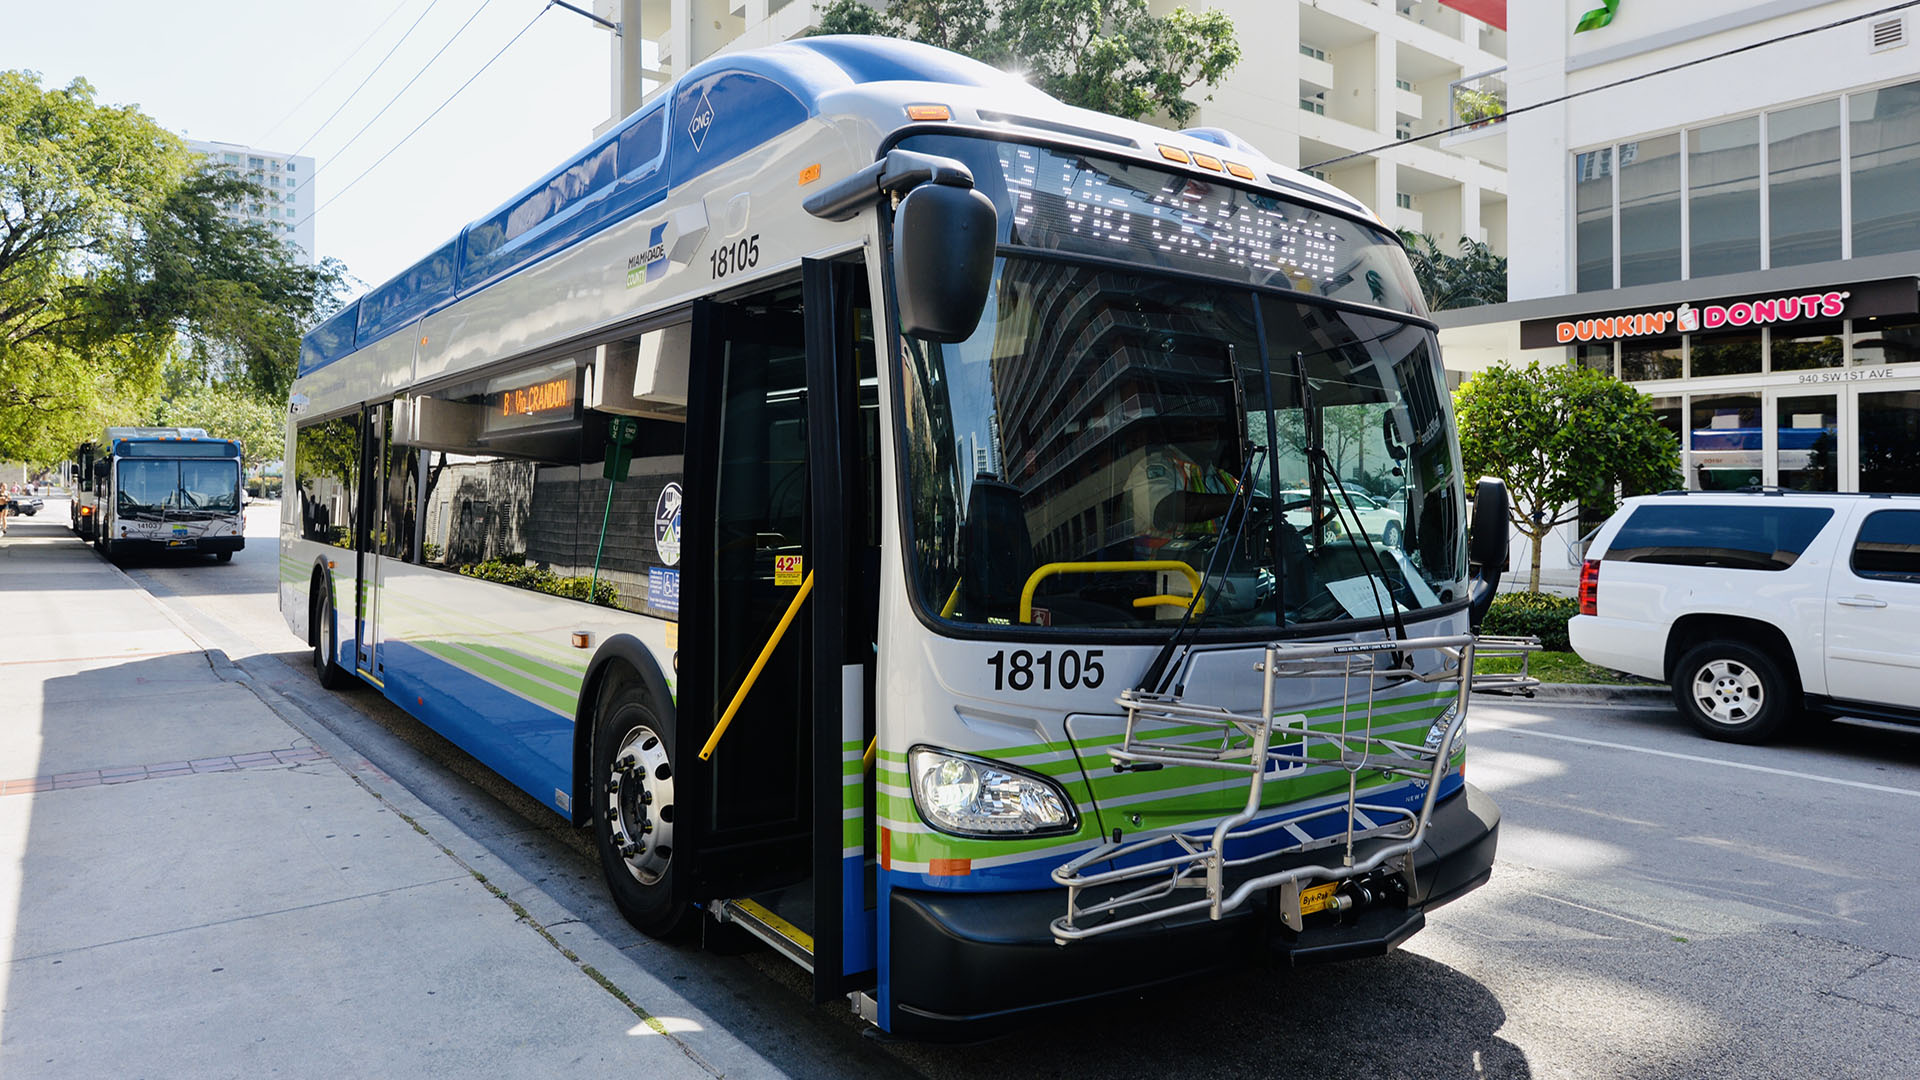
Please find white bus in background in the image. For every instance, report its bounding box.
[280,36,1521,1036]
[88,427,246,562]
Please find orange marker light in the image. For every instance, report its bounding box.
[798,163,821,185]
[1157,144,1191,164]
[1192,153,1223,172]
[1225,161,1256,180]
[420,336,429,346]
[905,104,951,121]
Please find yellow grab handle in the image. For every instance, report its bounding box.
[1131,593,1207,614]
[700,570,813,761]
[862,737,877,771]
[1019,560,1204,623]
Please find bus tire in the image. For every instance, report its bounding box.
[216,550,233,563]
[1672,639,1795,744]
[312,577,353,691]
[591,666,691,938]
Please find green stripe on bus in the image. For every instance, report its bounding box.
[412,641,577,716]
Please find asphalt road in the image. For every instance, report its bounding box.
[105,501,1920,1079]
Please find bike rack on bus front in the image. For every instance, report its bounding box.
[1049,632,1538,943]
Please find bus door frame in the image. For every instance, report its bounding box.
[354,402,387,684]
[804,257,876,1001]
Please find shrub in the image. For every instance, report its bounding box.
[456,558,618,607]
[1482,590,1578,651]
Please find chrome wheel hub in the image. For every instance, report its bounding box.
[1692,659,1763,726]
[607,724,674,885]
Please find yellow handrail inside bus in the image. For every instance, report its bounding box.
[940,580,962,618]
[1019,561,1205,624]
[700,570,814,761]
[1131,593,1207,615]
[863,737,877,771]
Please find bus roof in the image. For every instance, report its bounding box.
[299,35,1379,379]
[110,435,243,459]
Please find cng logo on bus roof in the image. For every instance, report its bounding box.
[687,90,715,152]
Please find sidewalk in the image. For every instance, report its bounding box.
[0,511,781,1076]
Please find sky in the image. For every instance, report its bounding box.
[3,0,615,293]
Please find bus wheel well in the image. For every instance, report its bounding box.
[1664,614,1801,693]
[573,637,676,829]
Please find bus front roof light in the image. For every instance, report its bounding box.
[909,747,1075,837]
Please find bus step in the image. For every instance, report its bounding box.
[714,898,814,973]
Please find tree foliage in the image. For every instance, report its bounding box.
[0,71,348,463]
[1398,230,1506,311]
[147,363,284,469]
[1454,361,1681,590]
[812,0,1241,124]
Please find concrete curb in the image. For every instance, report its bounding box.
[1478,682,1671,705]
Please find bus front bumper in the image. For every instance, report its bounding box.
[105,535,244,555]
[883,782,1498,1038]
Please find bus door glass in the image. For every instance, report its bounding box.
[355,403,391,682]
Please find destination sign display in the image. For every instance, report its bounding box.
[484,361,577,433]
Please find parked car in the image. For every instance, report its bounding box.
[1569,491,1920,743]
[6,493,43,516]
[1277,489,1406,548]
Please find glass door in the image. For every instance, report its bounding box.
[1768,390,1840,491]
[1854,388,1920,493]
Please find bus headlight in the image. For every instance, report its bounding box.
[908,747,1077,838]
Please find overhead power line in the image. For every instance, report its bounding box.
[257,0,413,146]
[288,0,448,160]
[293,0,503,197]
[297,4,553,231]
[1305,0,1920,170]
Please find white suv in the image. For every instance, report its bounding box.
[1569,492,1920,743]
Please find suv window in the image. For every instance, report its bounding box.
[1603,504,1834,571]
[1852,509,1920,583]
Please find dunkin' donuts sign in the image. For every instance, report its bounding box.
[1517,278,1917,350]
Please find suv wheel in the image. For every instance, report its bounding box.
[1672,640,1795,744]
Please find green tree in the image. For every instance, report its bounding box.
[147,362,284,470]
[811,0,1240,124]
[1,71,347,462]
[1454,361,1680,591]
[1397,230,1507,311]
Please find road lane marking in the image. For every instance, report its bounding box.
[1519,889,1687,937]
[1488,726,1920,800]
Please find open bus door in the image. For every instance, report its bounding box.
[680,260,877,1003]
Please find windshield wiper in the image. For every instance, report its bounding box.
[1290,351,1412,657]
[1133,441,1265,698]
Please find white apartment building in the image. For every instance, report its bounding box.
[1434,0,1920,585]
[588,0,1510,257]
[186,140,317,265]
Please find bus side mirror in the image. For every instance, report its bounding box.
[1467,477,1508,629]
[893,182,996,344]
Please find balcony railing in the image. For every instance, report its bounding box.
[1448,66,1507,131]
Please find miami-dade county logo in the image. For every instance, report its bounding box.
[687,90,715,152]
[654,482,682,567]
[626,221,670,288]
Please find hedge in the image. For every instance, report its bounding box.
[457,558,618,607]
[1482,591,1577,651]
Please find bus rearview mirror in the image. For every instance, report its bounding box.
[892,182,996,344]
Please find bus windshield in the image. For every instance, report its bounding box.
[117,458,241,515]
[894,136,1465,632]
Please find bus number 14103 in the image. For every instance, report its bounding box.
[986,649,1105,692]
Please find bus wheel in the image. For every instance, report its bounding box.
[312,580,353,691]
[592,670,689,938]
[216,551,233,564]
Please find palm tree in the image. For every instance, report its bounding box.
[1396,230,1507,311]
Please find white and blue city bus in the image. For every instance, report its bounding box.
[280,36,1524,1036]
[89,426,247,562]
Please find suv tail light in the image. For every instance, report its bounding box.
[1578,559,1600,616]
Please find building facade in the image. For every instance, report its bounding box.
[186,140,317,264]
[1435,0,1920,585]
[589,0,1510,257]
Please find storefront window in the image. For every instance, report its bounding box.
[1619,134,1681,286]
[1776,393,1838,491]
[1575,147,1613,292]
[1574,343,1613,375]
[1769,321,1844,371]
[1767,98,1843,268]
[1850,80,1920,258]
[1642,395,1684,495]
[1859,390,1920,493]
[1689,332,1761,378]
[1690,394,1762,491]
[1853,315,1920,366]
[1621,337,1682,381]
[1687,117,1761,278]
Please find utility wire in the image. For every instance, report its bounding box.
[256,0,413,146]
[297,4,552,230]
[293,0,503,198]
[1305,0,1920,170]
[288,0,448,160]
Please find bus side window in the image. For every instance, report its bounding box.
[295,415,360,547]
